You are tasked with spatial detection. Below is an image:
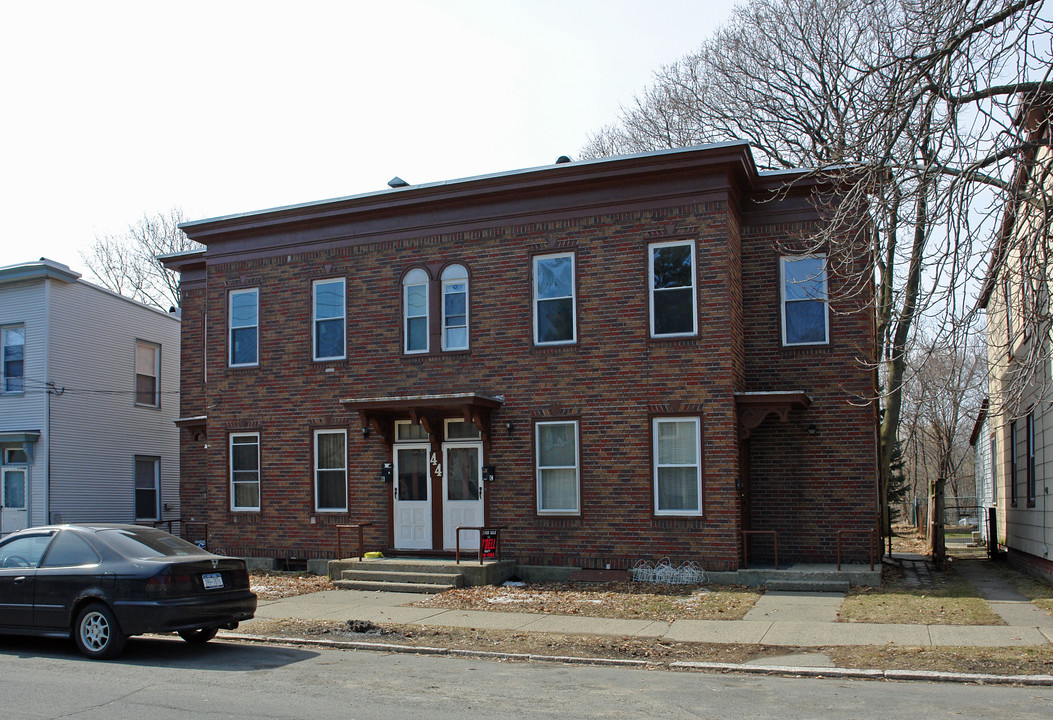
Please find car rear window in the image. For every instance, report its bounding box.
[97,528,207,558]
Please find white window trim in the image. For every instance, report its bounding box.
[652,417,702,517]
[1,324,25,395]
[779,255,830,347]
[312,278,346,361]
[441,270,469,352]
[403,271,430,354]
[444,417,481,442]
[229,288,260,367]
[134,339,161,408]
[535,419,580,516]
[134,456,161,522]
[314,429,348,512]
[230,432,261,511]
[532,252,577,346]
[649,240,698,338]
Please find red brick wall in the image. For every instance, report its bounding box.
[176,196,876,569]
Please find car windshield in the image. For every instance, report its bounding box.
[96,527,207,558]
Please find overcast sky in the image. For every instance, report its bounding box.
[0,1,738,277]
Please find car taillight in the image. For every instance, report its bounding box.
[146,572,197,596]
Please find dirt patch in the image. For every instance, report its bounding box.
[413,581,761,621]
[250,570,334,600]
[237,618,1053,676]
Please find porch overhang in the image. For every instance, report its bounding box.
[340,392,505,444]
[0,430,41,463]
[735,391,811,439]
[174,415,208,440]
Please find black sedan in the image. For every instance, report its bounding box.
[0,524,256,659]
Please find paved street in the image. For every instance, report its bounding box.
[1,635,1051,720]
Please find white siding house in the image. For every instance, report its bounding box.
[0,259,180,536]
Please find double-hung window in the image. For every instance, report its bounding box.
[134,340,160,407]
[403,269,429,354]
[1009,421,1018,506]
[535,420,579,514]
[653,417,702,516]
[533,253,576,345]
[229,289,259,367]
[230,433,260,511]
[441,264,469,351]
[2,324,25,393]
[649,241,697,337]
[134,456,160,521]
[781,256,829,345]
[313,279,346,361]
[314,429,348,512]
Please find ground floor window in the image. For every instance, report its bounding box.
[314,429,348,511]
[653,417,702,516]
[535,420,579,515]
[134,456,160,521]
[230,433,261,511]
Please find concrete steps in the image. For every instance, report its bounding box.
[335,565,465,594]
[764,579,850,593]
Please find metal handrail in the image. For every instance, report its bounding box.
[455,526,505,565]
[836,529,876,570]
[336,522,373,561]
[741,530,779,569]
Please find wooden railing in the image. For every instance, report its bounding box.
[336,522,373,561]
[741,530,779,569]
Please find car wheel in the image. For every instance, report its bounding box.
[178,627,219,644]
[74,603,126,659]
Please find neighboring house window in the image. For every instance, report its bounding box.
[403,268,429,354]
[134,456,160,521]
[313,278,346,361]
[989,436,997,504]
[535,420,579,514]
[780,256,829,346]
[653,417,702,516]
[441,264,469,351]
[533,253,576,345]
[314,429,348,512]
[1027,410,1036,506]
[1004,278,1014,344]
[2,324,25,393]
[649,241,697,337]
[134,340,160,407]
[229,289,259,367]
[230,433,261,511]
[1009,421,1018,507]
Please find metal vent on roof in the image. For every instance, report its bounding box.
[388,176,409,188]
[555,155,572,164]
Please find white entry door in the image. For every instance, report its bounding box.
[442,442,483,551]
[1,468,27,536]
[394,444,431,550]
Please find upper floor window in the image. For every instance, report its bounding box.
[780,256,829,346]
[314,429,348,512]
[441,264,469,351]
[2,324,25,393]
[313,278,346,361]
[533,253,576,345]
[653,417,702,516]
[134,456,160,521]
[1009,421,1018,506]
[229,288,259,367]
[535,420,579,515]
[230,433,260,511]
[1004,277,1015,343]
[134,340,160,407]
[649,241,697,337]
[403,268,429,354]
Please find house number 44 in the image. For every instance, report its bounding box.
[430,452,443,477]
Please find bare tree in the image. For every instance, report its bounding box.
[580,0,1052,541]
[81,208,200,310]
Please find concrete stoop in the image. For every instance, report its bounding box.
[762,579,850,593]
[710,564,880,590]
[329,557,515,593]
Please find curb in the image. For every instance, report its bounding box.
[220,633,1053,685]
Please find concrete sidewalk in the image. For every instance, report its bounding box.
[245,582,1053,648]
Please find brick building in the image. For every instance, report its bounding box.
[162,142,878,572]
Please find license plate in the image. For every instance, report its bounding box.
[202,572,224,590]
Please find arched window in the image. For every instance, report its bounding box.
[403,268,430,354]
[441,264,469,351]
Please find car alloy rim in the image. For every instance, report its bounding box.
[81,612,110,651]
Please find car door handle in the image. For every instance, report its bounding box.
[13,576,26,584]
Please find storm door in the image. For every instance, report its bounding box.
[393,443,431,550]
[1,466,27,536]
[442,419,484,550]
